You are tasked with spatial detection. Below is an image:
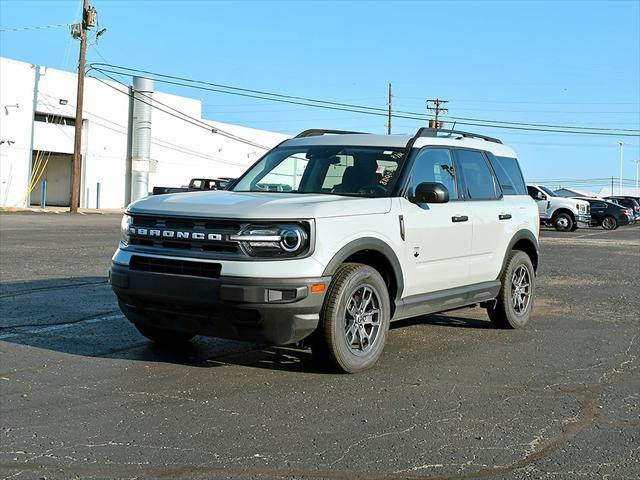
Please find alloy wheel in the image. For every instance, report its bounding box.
[344,285,381,355]
[602,217,616,230]
[511,265,531,316]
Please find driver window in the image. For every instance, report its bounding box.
[409,148,458,199]
[322,155,354,189]
[256,154,308,191]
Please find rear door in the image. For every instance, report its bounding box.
[591,201,607,224]
[455,149,507,284]
[399,147,472,296]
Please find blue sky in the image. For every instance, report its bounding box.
[1,0,639,186]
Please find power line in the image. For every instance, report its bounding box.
[400,96,639,106]
[89,63,640,138]
[89,64,637,132]
[38,92,249,167]
[442,114,640,132]
[0,23,71,33]
[96,69,638,137]
[92,67,271,150]
[87,71,271,151]
[90,63,391,113]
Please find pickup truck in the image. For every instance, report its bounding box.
[526,184,591,231]
[152,177,232,195]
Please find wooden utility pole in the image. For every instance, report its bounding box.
[426,98,448,128]
[70,0,94,212]
[387,82,392,135]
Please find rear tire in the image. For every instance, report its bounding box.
[553,212,574,232]
[135,323,195,344]
[311,263,390,373]
[601,215,617,230]
[487,250,535,329]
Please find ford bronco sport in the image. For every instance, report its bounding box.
[110,128,539,373]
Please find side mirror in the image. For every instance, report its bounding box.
[537,192,547,200]
[410,182,449,204]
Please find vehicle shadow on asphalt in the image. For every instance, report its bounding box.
[391,313,492,330]
[0,276,490,373]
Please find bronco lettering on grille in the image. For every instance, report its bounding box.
[129,227,222,241]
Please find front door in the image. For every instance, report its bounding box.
[399,147,471,297]
[527,185,547,218]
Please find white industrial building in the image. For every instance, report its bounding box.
[0,56,289,209]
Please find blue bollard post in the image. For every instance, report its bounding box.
[41,179,47,209]
[96,182,101,209]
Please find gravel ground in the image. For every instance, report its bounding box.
[1,212,638,480]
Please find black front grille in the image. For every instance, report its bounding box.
[130,255,221,279]
[129,215,243,257]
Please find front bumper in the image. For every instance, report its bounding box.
[576,214,591,229]
[110,262,330,345]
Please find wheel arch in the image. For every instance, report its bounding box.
[552,208,576,221]
[501,229,539,275]
[322,238,404,313]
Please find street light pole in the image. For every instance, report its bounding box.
[632,159,640,196]
[617,141,624,195]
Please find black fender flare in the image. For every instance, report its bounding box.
[500,229,539,276]
[322,237,404,300]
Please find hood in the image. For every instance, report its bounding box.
[127,190,392,219]
[559,197,590,207]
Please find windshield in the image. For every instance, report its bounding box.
[232,145,407,197]
[539,186,557,197]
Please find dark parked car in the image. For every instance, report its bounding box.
[605,196,640,222]
[573,197,633,230]
[152,177,233,195]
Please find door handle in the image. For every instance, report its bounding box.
[451,215,469,223]
[499,213,512,220]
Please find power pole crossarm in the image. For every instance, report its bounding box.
[69,0,94,212]
[426,98,448,128]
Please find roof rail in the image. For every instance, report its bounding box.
[294,129,369,138]
[414,128,503,144]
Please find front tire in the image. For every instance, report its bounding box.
[312,263,390,373]
[553,212,574,232]
[487,250,535,329]
[602,215,617,230]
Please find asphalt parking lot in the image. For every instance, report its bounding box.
[1,213,638,480]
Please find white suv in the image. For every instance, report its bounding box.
[110,128,539,372]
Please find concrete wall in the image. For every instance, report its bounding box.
[0,56,290,209]
[0,59,36,207]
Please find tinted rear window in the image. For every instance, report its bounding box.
[457,150,499,200]
[489,155,527,195]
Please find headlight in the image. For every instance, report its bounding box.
[120,214,133,246]
[230,223,309,257]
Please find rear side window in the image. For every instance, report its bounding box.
[456,150,499,200]
[488,155,527,195]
